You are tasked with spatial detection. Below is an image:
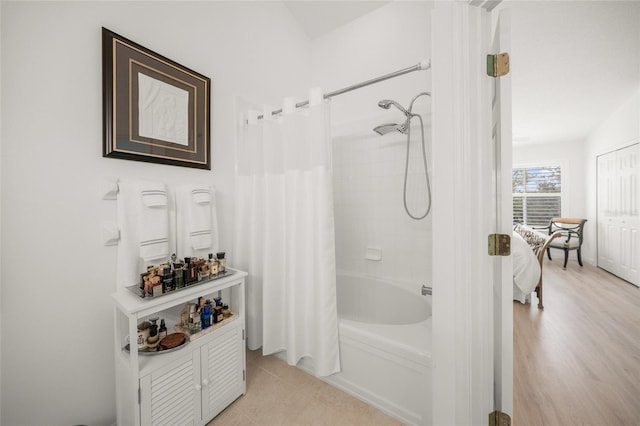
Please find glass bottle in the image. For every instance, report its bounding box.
[208,253,219,277]
[201,301,212,329]
[158,319,167,340]
[216,252,226,273]
[147,317,159,348]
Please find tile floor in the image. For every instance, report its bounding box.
[208,348,404,425]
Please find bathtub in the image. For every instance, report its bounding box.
[325,274,432,425]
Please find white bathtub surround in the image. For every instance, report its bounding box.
[116,180,174,288]
[235,88,340,377]
[300,274,432,425]
[174,184,219,258]
[364,246,382,261]
[332,117,432,285]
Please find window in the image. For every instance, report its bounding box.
[513,165,561,226]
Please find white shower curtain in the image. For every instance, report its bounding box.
[234,88,340,377]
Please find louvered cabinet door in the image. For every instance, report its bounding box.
[140,352,201,426]
[200,322,245,421]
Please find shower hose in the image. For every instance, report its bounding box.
[403,113,432,220]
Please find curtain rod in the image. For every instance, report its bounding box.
[256,59,431,120]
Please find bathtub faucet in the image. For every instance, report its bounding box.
[421,285,432,296]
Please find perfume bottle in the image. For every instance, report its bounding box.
[201,301,212,329]
[181,304,191,329]
[216,252,226,273]
[147,317,159,348]
[213,305,224,324]
[208,253,219,277]
[137,321,150,349]
[187,258,198,284]
[158,319,167,340]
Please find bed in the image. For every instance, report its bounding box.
[512,224,562,309]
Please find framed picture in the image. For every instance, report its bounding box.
[102,28,211,169]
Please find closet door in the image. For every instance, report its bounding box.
[597,144,639,286]
[597,153,618,273]
[617,145,639,284]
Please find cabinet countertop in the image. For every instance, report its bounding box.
[112,268,247,316]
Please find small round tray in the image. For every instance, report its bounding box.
[124,333,189,356]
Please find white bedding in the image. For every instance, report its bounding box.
[512,231,541,304]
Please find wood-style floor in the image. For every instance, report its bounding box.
[514,256,640,425]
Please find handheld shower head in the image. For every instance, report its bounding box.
[375,98,412,135]
[378,99,411,116]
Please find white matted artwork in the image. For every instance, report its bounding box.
[102,27,211,169]
[138,73,189,146]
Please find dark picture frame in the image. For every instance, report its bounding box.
[102,28,211,169]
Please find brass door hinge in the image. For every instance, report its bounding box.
[487,53,510,77]
[488,233,511,256]
[489,410,511,426]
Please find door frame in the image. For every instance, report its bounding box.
[431,2,512,424]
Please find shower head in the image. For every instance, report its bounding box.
[373,121,409,136]
[377,99,411,116]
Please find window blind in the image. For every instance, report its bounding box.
[512,165,561,226]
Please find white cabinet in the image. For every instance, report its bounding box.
[597,144,639,286]
[112,269,247,426]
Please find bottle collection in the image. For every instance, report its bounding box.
[139,252,227,298]
[134,295,233,353]
[179,296,233,335]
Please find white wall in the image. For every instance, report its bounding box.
[0,2,310,425]
[311,1,434,287]
[587,88,640,154]
[585,87,640,264]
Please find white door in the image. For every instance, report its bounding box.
[597,152,618,272]
[491,9,514,418]
[598,144,640,286]
[617,144,639,284]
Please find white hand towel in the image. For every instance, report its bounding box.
[189,188,213,249]
[117,181,139,288]
[138,181,169,262]
[116,180,173,289]
[175,184,219,257]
